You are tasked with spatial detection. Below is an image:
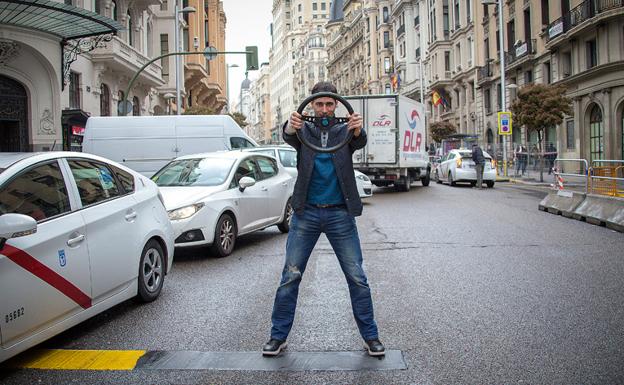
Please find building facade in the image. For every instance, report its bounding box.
[183,0,227,113]
[0,0,228,153]
[326,0,395,95]
[248,63,273,144]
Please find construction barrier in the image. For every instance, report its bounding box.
[539,158,624,233]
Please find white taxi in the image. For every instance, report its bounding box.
[0,152,174,363]
[152,151,293,257]
[435,149,496,188]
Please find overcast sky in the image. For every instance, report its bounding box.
[222,0,273,108]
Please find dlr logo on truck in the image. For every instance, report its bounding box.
[403,131,422,152]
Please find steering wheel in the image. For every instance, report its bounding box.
[295,92,355,153]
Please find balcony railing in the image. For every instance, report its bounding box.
[547,0,623,41]
[477,62,493,82]
[506,39,537,64]
[397,24,405,36]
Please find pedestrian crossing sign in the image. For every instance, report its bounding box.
[498,111,512,135]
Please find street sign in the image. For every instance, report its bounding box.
[204,46,217,61]
[117,100,133,116]
[498,111,512,135]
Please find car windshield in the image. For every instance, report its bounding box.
[152,158,235,187]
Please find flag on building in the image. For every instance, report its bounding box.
[391,72,401,91]
[432,90,443,106]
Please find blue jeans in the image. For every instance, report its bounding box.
[270,204,379,341]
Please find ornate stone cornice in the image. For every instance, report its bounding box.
[0,39,20,65]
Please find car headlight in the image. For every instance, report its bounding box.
[168,203,204,220]
[356,174,370,182]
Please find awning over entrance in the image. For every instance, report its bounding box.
[0,0,124,41]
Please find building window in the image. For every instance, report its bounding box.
[298,4,301,11]
[69,71,80,109]
[132,96,140,116]
[383,31,390,48]
[586,39,597,69]
[497,83,502,110]
[298,16,302,24]
[321,2,326,10]
[383,7,389,23]
[454,0,460,30]
[525,70,533,84]
[589,104,604,161]
[93,0,100,14]
[544,62,551,84]
[484,37,490,61]
[127,10,133,46]
[444,51,450,71]
[100,84,111,116]
[286,11,291,19]
[443,0,450,39]
[160,34,169,80]
[562,51,572,77]
[541,0,549,25]
[160,0,167,11]
[566,120,575,149]
[484,88,491,114]
[183,28,189,51]
[313,2,317,10]
[384,57,391,73]
[466,0,472,22]
[112,0,117,20]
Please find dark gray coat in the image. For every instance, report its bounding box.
[283,121,367,217]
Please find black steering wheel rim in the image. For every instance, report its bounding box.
[295,92,355,153]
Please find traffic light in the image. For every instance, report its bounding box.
[245,46,258,71]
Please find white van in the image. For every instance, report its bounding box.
[82,115,257,176]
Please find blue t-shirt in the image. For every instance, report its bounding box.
[306,153,344,205]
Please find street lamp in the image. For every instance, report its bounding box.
[482,0,508,175]
[226,63,239,113]
[174,2,196,115]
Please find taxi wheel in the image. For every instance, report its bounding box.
[137,240,165,303]
[448,172,456,186]
[210,213,237,258]
[486,180,495,188]
[421,171,431,187]
[277,198,293,233]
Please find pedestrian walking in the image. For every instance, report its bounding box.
[472,144,486,189]
[263,81,384,357]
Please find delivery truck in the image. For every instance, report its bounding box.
[340,94,430,192]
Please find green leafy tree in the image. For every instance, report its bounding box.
[183,107,248,129]
[510,83,572,181]
[229,112,248,128]
[429,120,457,143]
[183,106,217,115]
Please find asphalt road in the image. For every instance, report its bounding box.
[2,181,623,384]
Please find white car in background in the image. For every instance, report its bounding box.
[435,149,496,188]
[152,151,293,257]
[245,145,373,198]
[0,152,174,363]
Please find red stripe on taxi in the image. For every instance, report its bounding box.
[2,244,92,309]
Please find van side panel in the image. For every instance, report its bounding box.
[175,124,226,156]
[84,119,176,176]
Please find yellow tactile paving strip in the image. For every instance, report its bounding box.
[4,349,146,370]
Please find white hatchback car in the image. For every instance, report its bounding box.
[152,151,293,257]
[0,152,174,363]
[245,145,373,198]
[435,149,496,188]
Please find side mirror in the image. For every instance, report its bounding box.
[238,176,256,192]
[0,213,37,250]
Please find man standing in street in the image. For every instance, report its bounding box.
[262,81,384,357]
[472,143,486,189]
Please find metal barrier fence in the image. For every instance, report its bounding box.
[553,158,589,193]
[589,160,624,198]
